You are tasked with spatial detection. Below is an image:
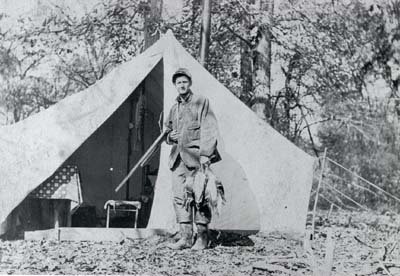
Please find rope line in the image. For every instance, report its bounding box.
[322,180,369,211]
[318,193,342,210]
[327,157,400,204]
[325,172,379,196]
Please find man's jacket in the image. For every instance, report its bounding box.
[165,91,221,169]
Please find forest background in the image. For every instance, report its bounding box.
[0,0,399,210]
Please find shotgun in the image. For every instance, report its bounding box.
[115,130,168,192]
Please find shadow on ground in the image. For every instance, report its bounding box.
[208,230,255,247]
[159,229,256,248]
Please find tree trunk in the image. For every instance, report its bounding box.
[199,0,212,68]
[240,2,253,104]
[240,40,253,103]
[143,0,163,51]
[251,0,274,121]
[281,53,301,139]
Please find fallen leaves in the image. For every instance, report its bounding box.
[0,210,398,275]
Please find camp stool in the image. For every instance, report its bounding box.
[104,200,142,228]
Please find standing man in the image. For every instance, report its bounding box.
[165,68,221,250]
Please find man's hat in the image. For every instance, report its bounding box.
[172,68,192,83]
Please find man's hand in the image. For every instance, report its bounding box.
[168,130,180,142]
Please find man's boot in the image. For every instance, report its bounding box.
[191,223,208,250]
[168,222,193,250]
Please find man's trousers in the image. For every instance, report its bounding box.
[171,157,211,224]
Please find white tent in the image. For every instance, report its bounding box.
[0,31,315,235]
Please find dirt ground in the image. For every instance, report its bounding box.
[0,210,399,275]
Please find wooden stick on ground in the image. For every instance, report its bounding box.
[379,260,393,276]
[252,262,304,276]
[353,236,382,250]
[388,235,400,257]
[323,229,336,276]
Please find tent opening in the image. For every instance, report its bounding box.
[66,59,164,228]
[8,60,164,233]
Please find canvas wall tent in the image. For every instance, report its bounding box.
[0,31,315,236]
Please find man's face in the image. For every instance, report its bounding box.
[174,76,191,96]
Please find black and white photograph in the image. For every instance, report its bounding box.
[0,0,399,275]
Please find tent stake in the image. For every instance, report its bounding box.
[311,148,327,239]
[327,203,334,219]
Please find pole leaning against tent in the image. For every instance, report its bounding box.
[115,130,168,192]
[310,148,327,238]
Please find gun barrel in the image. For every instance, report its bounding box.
[114,130,168,192]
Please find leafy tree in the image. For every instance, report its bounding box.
[0,0,155,123]
[276,0,400,207]
[0,15,59,123]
